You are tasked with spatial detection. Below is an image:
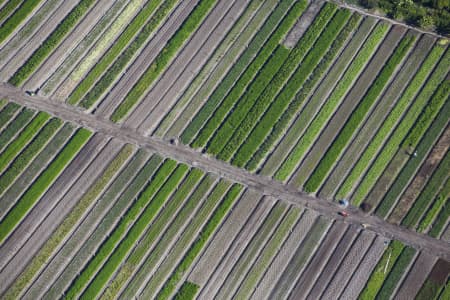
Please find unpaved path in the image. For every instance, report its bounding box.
[1,84,449,261]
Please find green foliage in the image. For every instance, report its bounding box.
[417,179,450,233]
[180,0,308,144]
[0,0,22,23]
[275,23,389,181]
[304,35,415,192]
[245,14,362,171]
[0,0,43,44]
[0,102,20,128]
[173,282,199,300]
[156,184,243,300]
[70,0,171,106]
[0,128,91,244]
[0,118,62,194]
[336,45,446,200]
[0,108,34,152]
[415,278,445,300]
[110,0,218,122]
[0,112,50,174]
[65,160,182,299]
[3,144,134,299]
[428,195,450,237]
[9,0,97,86]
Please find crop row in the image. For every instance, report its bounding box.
[0,108,34,154]
[275,22,389,181]
[9,0,97,86]
[428,180,450,238]
[0,128,91,244]
[3,144,134,299]
[304,35,415,193]
[350,49,450,205]
[0,102,20,129]
[173,281,199,300]
[417,177,450,233]
[181,0,307,145]
[241,13,361,171]
[222,6,349,165]
[0,0,42,44]
[110,0,219,122]
[335,44,446,200]
[64,159,181,298]
[69,0,174,106]
[0,0,23,24]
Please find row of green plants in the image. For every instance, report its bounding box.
[180,0,307,144]
[102,175,214,299]
[0,0,22,23]
[0,102,20,128]
[0,118,62,195]
[0,108,34,153]
[0,112,49,174]
[350,50,450,205]
[304,35,415,192]
[428,188,450,238]
[3,145,134,299]
[415,277,446,300]
[110,0,219,122]
[9,0,97,85]
[219,5,347,164]
[155,184,243,300]
[0,0,42,44]
[335,44,446,201]
[173,281,199,300]
[0,128,91,244]
[64,159,181,299]
[69,0,172,106]
[275,22,389,181]
[235,11,358,169]
[417,177,450,233]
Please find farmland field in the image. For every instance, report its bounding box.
[0,0,449,298]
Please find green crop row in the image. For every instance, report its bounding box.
[155,184,243,300]
[428,194,450,238]
[375,246,416,299]
[418,178,450,233]
[304,35,415,193]
[235,10,356,169]
[173,281,199,300]
[3,144,134,299]
[402,149,450,227]
[275,22,389,181]
[349,49,450,205]
[0,0,42,44]
[0,111,49,174]
[336,45,446,200]
[9,0,97,86]
[0,128,91,244]
[219,4,345,163]
[64,159,181,299]
[180,0,308,144]
[70,0,172,106]
[110,0,218,122]
[0,0,22,23]
[0,108,34,153]
[206,2,337,157]
[0,102,20,128]
[415,278,445,300]
[0,118,62,194]
[359,240,405,300]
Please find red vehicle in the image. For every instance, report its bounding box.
[339,211,349,217]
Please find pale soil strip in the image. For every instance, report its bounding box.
[0,133,109,273]
[22,0,120,91]
[319,33,434,199]
[0,0,81,81]
[338,234,388,300]
[0,136,119,293]
[289,25,408,188]
[131,0,250,134]
[154,0,271,138]
[196,196,276,298]
[394,251,437,299]
[283,0,323,48]
[305,226,361,300]
[260,17,378,177]
[0,123,74,220]
[287,221,349,300]
[94,0,198,117]
[250,209,319,300]
[24,151,152,299]
[0,0,65,68]
[266,216,332,300]
[188,189,262,285]
[388,126,450,223]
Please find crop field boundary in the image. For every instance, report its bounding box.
[1,82,449,262]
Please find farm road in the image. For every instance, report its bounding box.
[0,83,449,262]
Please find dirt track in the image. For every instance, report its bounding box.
[1,83,449,262]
